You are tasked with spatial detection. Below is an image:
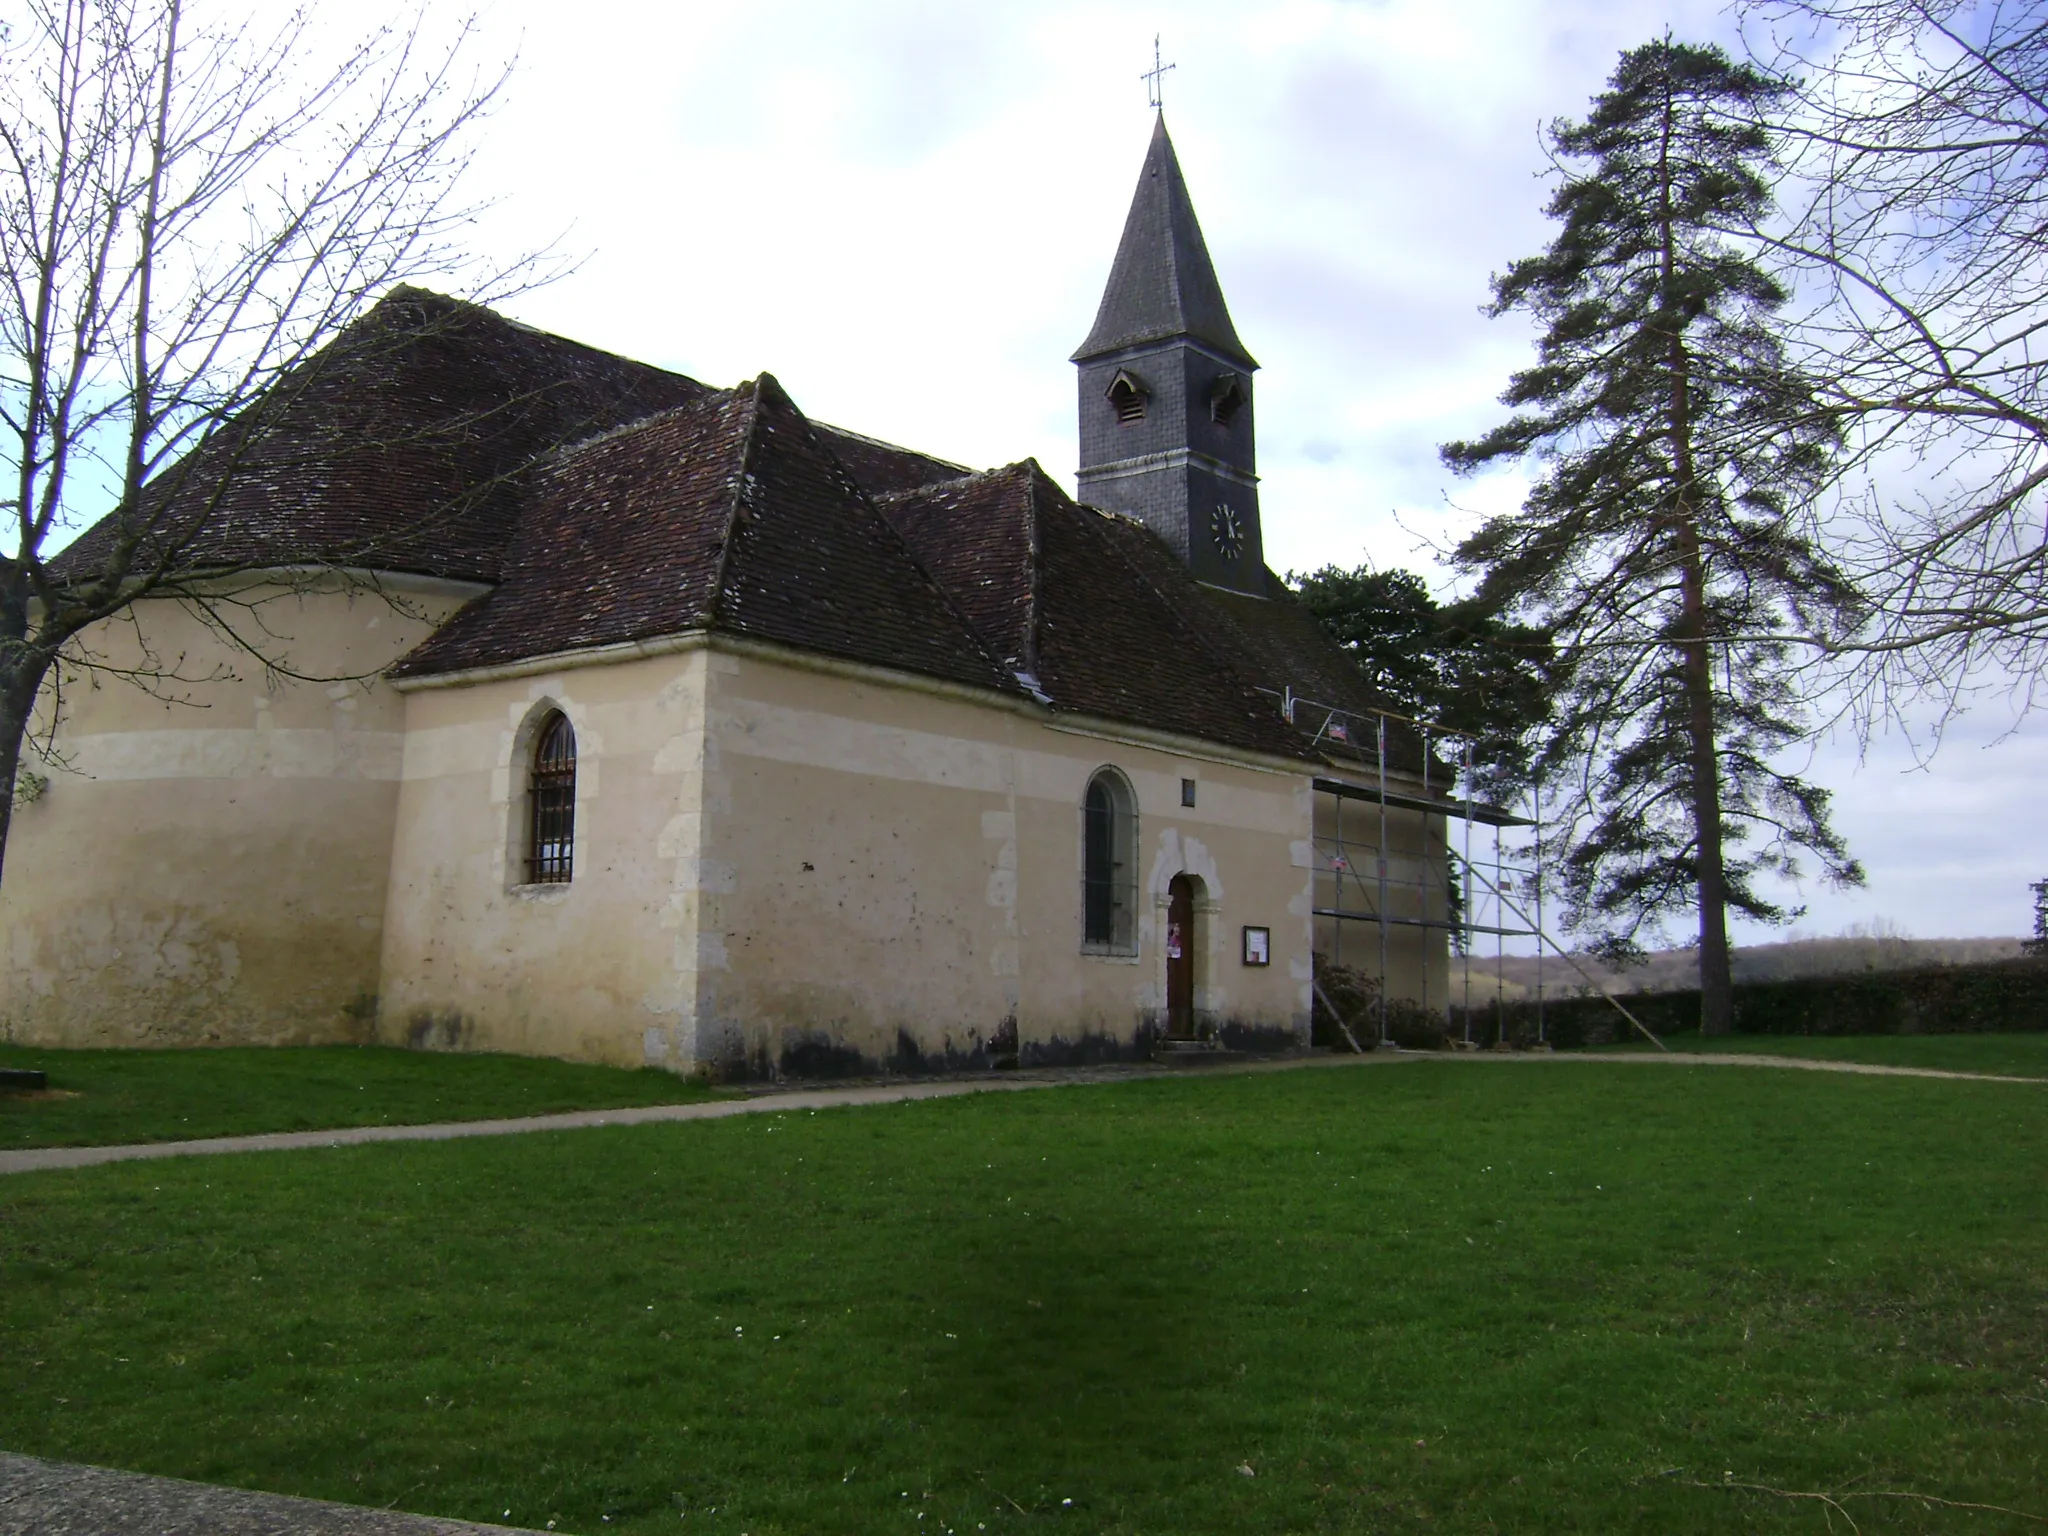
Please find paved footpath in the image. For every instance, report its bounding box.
[0,1451,541,1535]
[1,1049,2035,1179]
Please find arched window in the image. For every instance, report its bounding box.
[1082,768,1137,952]
[527,711,577,884]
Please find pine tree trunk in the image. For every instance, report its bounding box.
[1677,542,1736,1036]
[1655,60,1736,1036]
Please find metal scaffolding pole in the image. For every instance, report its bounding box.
[1534,770,1546,1045]
[1461,738,1474,1045]
[1494,817,1505,1043]
[1419,725,1430,1020]
[1376,716,1391,1044]
[1332,793,1343,971]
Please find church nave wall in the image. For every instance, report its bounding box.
[0,579,473,1048]
[701,649,1315,1078]
[378,647,720,1070]
[375,638,1324,1079]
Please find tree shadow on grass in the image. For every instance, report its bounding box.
[879,1191,1228,1521]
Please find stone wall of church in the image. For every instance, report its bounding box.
[376,639,1333,1077]
[0,577,477,1047]
[376,646,722,1068]
[694,646,1317,1077]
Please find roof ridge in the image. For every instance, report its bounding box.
[746,376,1019,695]
[812,420,972,475]
[377,286,706,390]
[703,379,768,628]
[547,387,736,465]
[872,462,1008,503]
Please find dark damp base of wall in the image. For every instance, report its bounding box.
[1216,1020,1306,1055]
[706,1016,1309,1084]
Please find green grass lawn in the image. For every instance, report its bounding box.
[0,1043,717,1149]
[3,1062,2043,1534]
[1590,1029,2048,1078]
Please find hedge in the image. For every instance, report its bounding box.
[1471,955,2048,1048]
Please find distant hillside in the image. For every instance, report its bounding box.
[1452,935,2029,1002]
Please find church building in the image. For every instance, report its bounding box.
[2,116,1456,1075]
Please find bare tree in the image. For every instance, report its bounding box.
[0,0,531,879]
[1743,1,2048,733]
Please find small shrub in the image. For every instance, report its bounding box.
[1311,956,1379,1050]
[1312,957,1455,1050]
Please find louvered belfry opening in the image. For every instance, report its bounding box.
[1210,373,1246,426]
[1107,371,1148,425]
[527,711,577,884]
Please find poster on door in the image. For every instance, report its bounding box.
[1166,921,1183,960]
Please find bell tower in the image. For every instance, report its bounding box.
[1074,113,1264,596]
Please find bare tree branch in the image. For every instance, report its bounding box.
[0,0,555,880]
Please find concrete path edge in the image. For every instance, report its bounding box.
[1,1048,2036,1178]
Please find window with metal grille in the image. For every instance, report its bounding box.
[527,711,576,884]
[1082,768,1136,952]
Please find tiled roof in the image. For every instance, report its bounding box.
[393,377,1012,695]
[53,289,711,586]
[57,286,1404,766]
[1072,113,1256,367]
[881,464,1316,761]
[52,289,964,587]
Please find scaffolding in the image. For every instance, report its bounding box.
[1273,687,1546,1046]
[1263,687,1669,1052]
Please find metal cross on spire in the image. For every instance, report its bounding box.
[1142,34,1176,110]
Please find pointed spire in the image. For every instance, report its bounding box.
[1072,114,1256,368]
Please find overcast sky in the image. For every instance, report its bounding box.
[437,0,2040,942]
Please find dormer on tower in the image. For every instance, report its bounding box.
[1073,113,1264,596]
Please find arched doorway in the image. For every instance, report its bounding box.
[1166,873,1199,1039]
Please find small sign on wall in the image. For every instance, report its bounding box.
[1241,926,1271,967]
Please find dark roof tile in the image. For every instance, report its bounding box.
[394,377,1011,694]
[883,465,1313,760]
[53,289,963,587]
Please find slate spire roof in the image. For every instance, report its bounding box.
[1072,113,1257,368]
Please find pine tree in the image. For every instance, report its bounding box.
[1442,38,1863,1035]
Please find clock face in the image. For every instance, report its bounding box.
[1211,502,1246,560]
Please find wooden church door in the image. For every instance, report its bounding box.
[1166,874,1196,1038]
